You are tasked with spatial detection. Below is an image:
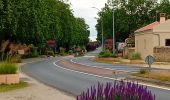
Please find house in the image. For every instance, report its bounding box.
[135,13,170,59]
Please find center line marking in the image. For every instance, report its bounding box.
[53,60,170,91]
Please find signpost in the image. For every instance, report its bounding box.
[145,55,154,72]
[47,40,56,48]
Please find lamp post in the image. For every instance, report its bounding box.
[112,8,115,54]
[111,0,115,54]
[92,7,104,51]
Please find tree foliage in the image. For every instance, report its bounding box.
[96,0,170,42]
[0,0,90,50]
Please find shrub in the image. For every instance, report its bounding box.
[86,42,100,51]
[0,63,18,74]
[75,47,81,52]
[98,49,114,58]
[68,50,73,55]
[59,47,66,56]
[47,50,55,57]
[130,52,142,60]
[30,47,39,57]
[77,81,155,100]
[139,68,148,74]
[7,55,21,63]
[80,50,85,56]
[115,57,123,63]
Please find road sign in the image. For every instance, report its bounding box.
[145,55,154,65]
[145,55,154,71]
[47,40,56,48]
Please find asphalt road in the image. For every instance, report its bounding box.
[74,47,166,73]
[22,48,170,100]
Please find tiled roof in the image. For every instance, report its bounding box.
[135,21,160,33]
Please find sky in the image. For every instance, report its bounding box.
[70,0,107,41]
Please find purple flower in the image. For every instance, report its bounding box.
[77,81,155,100]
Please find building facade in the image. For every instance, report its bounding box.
[135,13,170,59]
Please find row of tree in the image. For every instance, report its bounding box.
[96,0,170,42]
[0,0,90,50]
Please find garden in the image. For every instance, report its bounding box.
[0,62,28,92]
[96,49,144,65]
[77,81,155,100]
[130,68,170,86]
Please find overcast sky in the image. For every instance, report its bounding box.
[70,0,107,41]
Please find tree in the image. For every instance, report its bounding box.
[96,0,162,42]
[0,0,90,51]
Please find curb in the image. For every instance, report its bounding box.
[54,60,170,91]
[90,57,169,71]
[70,58,131,74]
[127,76,170,88]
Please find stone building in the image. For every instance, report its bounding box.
[135,13,170,60]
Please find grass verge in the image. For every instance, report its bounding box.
[133,71,170,82]
[0,81,29,92]
[94,57,130,64]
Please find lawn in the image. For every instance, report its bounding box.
[94,57,130,64]
[133,71,170,82]
[0,81,29,92]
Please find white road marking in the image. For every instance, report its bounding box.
[70,58,132,73]
[53,60,170,91]
[53,60,120,80]
[83,56,95,57]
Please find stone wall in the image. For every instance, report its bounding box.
[123,47,135,59]
[154,46,170,62]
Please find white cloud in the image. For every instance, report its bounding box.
[70,0,107,41]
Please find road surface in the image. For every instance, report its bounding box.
[22,48,170,100]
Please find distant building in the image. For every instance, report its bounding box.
[135,13,170,59]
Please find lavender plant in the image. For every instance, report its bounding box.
[77,81,155,100]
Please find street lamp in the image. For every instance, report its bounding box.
[112,7,115,54]
[92,7,104,51]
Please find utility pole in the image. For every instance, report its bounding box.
[112,0,115,54]
[113,8,115,54]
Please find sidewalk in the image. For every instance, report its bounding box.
[0,73,75,100]
[0,57,75,100]
[124,63,170,70]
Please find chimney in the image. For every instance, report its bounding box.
[160,13,166,23]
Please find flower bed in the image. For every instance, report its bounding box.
[0,74,19,85]
[0,63,19,85]
[77,81,155,100]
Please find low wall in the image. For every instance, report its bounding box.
[154,46,170,62]
[123,47,135,59]
[0,73,19,84]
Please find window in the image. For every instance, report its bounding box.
[166,39,170,46]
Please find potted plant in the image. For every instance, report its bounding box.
[0,62,19,84]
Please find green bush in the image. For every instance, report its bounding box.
[47,50,55,57]
[7,55,21,63]
[139,68,148,74]
[98,49,114,58]
[68,50,73,55]
[130,52,142,60]
[31,47,39,57]
[115,57,123,63]
[0,63,18,74]
[59,47,66,56]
